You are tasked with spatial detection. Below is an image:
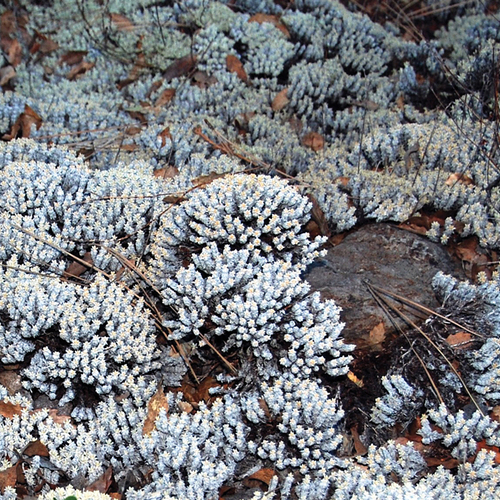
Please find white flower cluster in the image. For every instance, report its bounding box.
[0,264,160,410]
[419,404,500,461]
[150,173,325,280]
[371,374,424,428]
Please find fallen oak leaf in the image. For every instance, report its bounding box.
[245,468,277,487]
[62,251,93,280]
[18,104,43,138]
[0,65,16,86]
[445,331,473,349]
[163,54,197,82]
[59,50,87,67]
[110,13,136,32]
[191,172,228,187]
[88,466,113,493]
[154,88,176,108]
[226,54,248,82]
[271,87,289,112]
[249,13,290,38]
[0,400,23,418]
[23,440,49,457]
[302,131,324,152]
[142,386,169,435]
[154,165,178,180]
[67,60,95,80]
[0,465,17,493]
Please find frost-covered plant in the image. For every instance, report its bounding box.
[371,374,424,428]
[419,404,500,461]
[0,265,161,411]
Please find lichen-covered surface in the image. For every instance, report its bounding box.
[1,0,500,499]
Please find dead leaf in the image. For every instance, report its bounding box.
[88,466,113,493]
[47,408,73,426]
[0,400,23,418]
[191,172,228,187]
[67,60,95,80]
[110,13,136,32]
[178,401,193,413]
[307,193,331,238]
[271,88,289,111]
[0,65,16,86]
[0,371,22,395]
[491,406,500,422]
[445,172,474,186]
[157,127,172,147]
[38,36,59,54]
[59,50,87,67]
[3,37,22,66]
[226,54,248,82]
[0,465,17,493]
[368,321,386,347]
[2,104,42,140]
[163,55,197,82]
[192,70,217,89]
[347,371,364,388]
[143,386,169,435]
[154,88,176,107]
[445,331,472,348]
[163,195,186,204]
[246,468,276,486]
[154,165,178,180]
[63,251,93,280]
[249,13,290,38]
[302,131,324,151]
[455,237,479,263]
[23,440,49,457]
[350,426,368,455]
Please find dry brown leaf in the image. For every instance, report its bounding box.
[350,426,368,455]
[455,237,479,262]
[157,127,172,147]
[163,55,197,82]
[154,165,179,180]
[247,468,276,486]
[110,13,136,31]
[67,60,95,80]
[302,131,324,151]
[59,50,87,67]
[445,172,474,186]
[307,193,331,238]
[347,371,364,388]
[226,54,248,82]
[445,331,472,348]
[0,371,22,395]
[0,400,23,418]
[38,37,59,54]
[1,37,22,66]
[191,172,227,187]
[154,88,176,107]
[178,401,193,413]
[0,65,16,86]
[491,406,500,422]
[0,11,16,36]
[47,408,73,426]
[143,386,169,435]
[192,70,217,89]
[0,465,17,493]
[63,251,93,280]
[271,88,289,111]
[368,321,386,347]
[2,104,42,140]
[88,466,113,493]
[249,13,290,38]
[163,195,186,204]
[23,439,49,457]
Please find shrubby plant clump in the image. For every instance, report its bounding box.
[1,0,500,498]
